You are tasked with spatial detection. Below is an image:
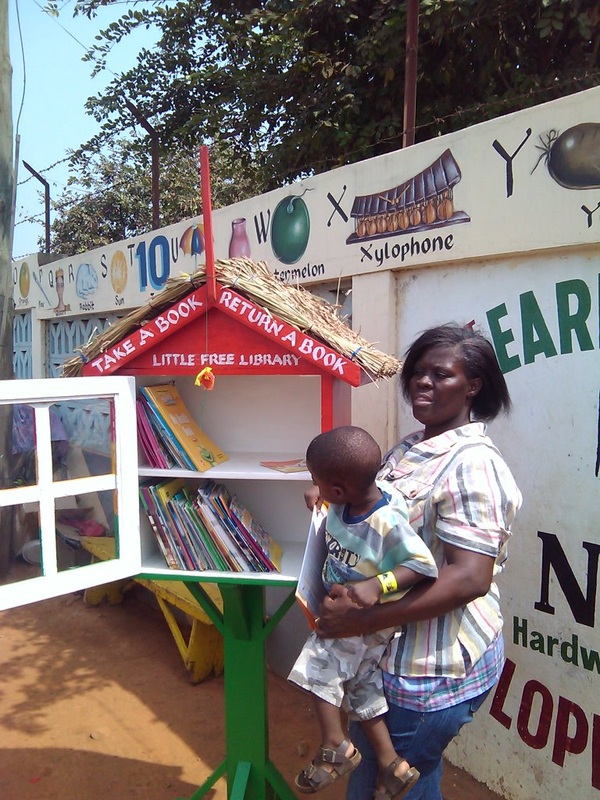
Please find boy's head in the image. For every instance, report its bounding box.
[305,426,381,504]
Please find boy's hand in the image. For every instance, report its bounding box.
[304,485,322,511]
[346,577,382,609]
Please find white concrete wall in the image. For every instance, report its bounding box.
[389,247,599,799]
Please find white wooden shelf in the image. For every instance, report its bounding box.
[140,540,306,584]
[138,452,310,481]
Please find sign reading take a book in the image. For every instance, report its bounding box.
[82,284,362,385]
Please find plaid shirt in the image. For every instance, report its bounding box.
[378,423,522,681]
[383,633,504,712]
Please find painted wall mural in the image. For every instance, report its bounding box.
[12,87,600,322]
[270,193,311,264]
[534,122,600,190]
[346,148,469,244]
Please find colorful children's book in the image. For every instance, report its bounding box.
[140,476,282,574]
[141,480,188,569]
[210,485,272,573]
[229,494,282,571]
[183,492,230,571]
[155,477,197,569]
[197,482,254,571]
[139,394,196,470]
[190,493,237,570]
[168,487,213,570]
[136,399,175,469]
[139,482,179,568]
[140,384,228,472]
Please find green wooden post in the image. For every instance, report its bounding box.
[149,574,298,800]
[222,583,270,798]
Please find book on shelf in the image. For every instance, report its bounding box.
[139,384,228,472]
[165,487,210,570]
[136,399,176,470]
[139,477,282,574]
[195,483,253,571]
[139,481,179,569]
[259,458,308,473]
[295,505,328,628]
[155,477,198,569]
[139,394,196,470]
[140,479,191,569]
[183,492,230,571]
[229,494,282,571]
[170,486,227,571]
[198,481,277,573]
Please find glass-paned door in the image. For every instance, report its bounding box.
[0,376,140,610]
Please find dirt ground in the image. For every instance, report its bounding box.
[0,568,505,800]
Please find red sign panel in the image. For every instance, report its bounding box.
[82,285,362,386]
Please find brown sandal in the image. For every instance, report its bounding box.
[295,739,362,793]
[373,758,420,800]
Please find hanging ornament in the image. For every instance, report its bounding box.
[195,367,215,390]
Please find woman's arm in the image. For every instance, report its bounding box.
[316,542,495,638]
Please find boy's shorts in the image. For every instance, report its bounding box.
[288,628,394,721]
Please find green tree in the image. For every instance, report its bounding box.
[47,137,264,255]
[52,0,599,190]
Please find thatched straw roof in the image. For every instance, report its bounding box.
[62,258,402,380]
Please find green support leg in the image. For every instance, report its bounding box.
[177,580,298,800]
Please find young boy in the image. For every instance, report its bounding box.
[288,426,437,798]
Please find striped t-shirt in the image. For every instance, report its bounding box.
[321,480,438,593]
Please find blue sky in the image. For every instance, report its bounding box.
[10,0,156,259]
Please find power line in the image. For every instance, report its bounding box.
[12,0,27,138]
[15,65,599,230]
[14,2,599,243]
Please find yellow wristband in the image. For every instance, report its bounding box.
[376,571,398,595]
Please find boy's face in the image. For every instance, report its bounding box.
[307,463,345,505]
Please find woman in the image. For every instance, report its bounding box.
[314,323,522,800]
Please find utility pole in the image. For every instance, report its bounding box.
[23,160,50,253]
[0,0,14,379]
[403,0,419,148]
[0,0,14,363]
[0,0,16,575]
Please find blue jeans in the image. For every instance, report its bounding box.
[346,689,491,800]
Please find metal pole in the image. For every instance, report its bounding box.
[22,160,50,253]
[403,0,419,148]
[125,99,160,229]
[200,145,217,304]
[0,0,16,577]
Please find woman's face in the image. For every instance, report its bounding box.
[408,345,482,439]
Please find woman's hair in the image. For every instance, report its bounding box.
[306,426,381,490]
[400,323,512,421]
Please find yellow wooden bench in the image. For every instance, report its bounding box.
[80,537,224,683]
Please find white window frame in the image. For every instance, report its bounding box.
[0,376,140,610]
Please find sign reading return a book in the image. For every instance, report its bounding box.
[81,285,362,385]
